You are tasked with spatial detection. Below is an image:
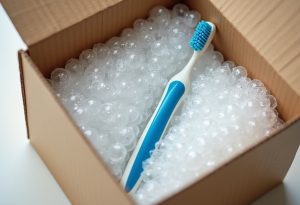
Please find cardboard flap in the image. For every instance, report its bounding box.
[3,0,299,94]
[210,0,300,95]
[1,0,122,46]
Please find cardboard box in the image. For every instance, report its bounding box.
[2,0,300,204]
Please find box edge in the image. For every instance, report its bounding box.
[18,50,30,139]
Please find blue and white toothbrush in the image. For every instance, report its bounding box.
[121,20,216,193]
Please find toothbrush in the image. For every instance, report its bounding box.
[121,20,216,193]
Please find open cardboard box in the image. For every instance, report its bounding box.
[2,0,300,204]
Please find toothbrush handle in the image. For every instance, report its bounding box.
[122,80,185,193]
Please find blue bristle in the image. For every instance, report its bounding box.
[190,20,212,51]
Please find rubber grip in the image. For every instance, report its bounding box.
[125,81,185,192]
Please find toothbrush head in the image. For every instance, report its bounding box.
[190,20,216,52]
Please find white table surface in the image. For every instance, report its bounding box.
[0,4,299,205]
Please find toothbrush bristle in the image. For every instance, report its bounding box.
[190,20,212,51]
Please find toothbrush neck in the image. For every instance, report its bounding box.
[171,51,203,87]
[183,50,203,75]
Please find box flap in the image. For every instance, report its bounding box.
[2,0,299,94]
[1,0,122,46]
[210,0,300,95]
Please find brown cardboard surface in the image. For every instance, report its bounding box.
[5,0,300,204]
[209,0,300,96]
[20,51,133,205]
[1,0,123,46]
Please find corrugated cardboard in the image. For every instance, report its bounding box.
[210,0,300,96]
[2,0,300,204]
[19,50,133,205]
[1,0,123,46]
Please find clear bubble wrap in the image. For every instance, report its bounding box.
[48,4,283,205]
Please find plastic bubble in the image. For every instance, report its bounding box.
[79,49,95,63]
[51,68,71,88]
[65,58,84,76]
[232,66,247,78]
[122,28,134,39]
[268,95,278,109]
[93,43,109,58]
[106,36,121,47]
[134,19,148,30]
[108,143,127,162]
[184,10,201,27]
[150,6,170,19]
[172,4,189,17]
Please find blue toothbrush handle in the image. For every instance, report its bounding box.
[123,80,185,192]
